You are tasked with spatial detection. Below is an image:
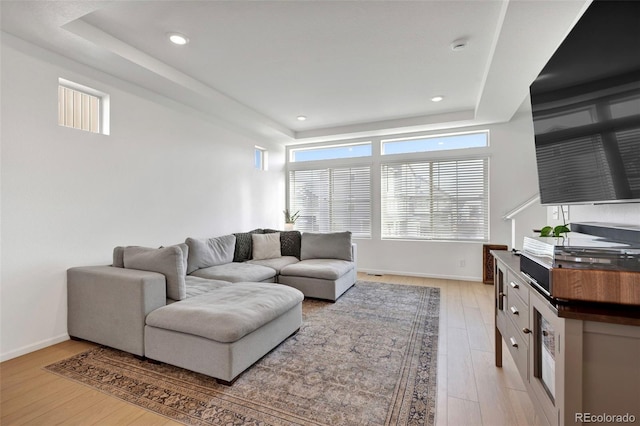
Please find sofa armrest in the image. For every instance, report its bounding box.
[67,265,167,356]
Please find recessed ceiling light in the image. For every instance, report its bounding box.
[450,39,468,51]
[168,33,189,45]
[431,96,444,102]
[297,115,307,121]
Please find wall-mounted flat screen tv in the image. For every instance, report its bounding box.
[530,0,640,205]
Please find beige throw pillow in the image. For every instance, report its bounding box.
[252,232,281,260]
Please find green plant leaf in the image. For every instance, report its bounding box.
[553,225,570,237]
[540,226,553,237]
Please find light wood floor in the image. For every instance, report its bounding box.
[1,273,547,425]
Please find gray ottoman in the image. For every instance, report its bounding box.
[144,282,303,384]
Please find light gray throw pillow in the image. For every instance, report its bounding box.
[252,232,282,260]
[300,231,352,261]
[185,234,236,274]
[123,245,187,300]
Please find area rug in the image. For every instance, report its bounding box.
[45,281,440,425]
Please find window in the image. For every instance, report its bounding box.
[381,158,489,241]
[382,131,487,155]
[58,78,109,135]
[255,146,268,170]
[290,142,372,162]
[288,166,371,238]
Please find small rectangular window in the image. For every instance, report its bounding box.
[255,146,268,170]
[290,142,372,162]
[382,131,488,155]
[58,78,109,135]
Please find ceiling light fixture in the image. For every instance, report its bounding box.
[450,39,468,51]
[431,96,444,102]
[297,115,307,121]
[168,33,189,45]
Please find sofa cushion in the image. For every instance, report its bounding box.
[248,256,300,274]
[189,262,276,282]
[280,258,354,280]
[233,229,264,262]
[146,283,304,343]
[185,234,236,274]
[252,232,281,260]
[112,246,125,267]
[300,231,352,261]
[124,245,187,300]
[265,229,301,258]
[114,243,187,268]
[184,275,232,299]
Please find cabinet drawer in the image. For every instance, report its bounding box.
[506,319,529,383]
[507,270,529,306]
[507,290,530,341]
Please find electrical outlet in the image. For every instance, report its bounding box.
[460,259,466,267]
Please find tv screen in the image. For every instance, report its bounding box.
[530,0,640,205]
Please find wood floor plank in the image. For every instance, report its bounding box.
[471,349,522,426]
[21,391,113,426]
[446,285,467,330]
[447,396,482,426]
[460,281,480,308]
[1,381,92,424]
[464,306,493,352]
[446,327,479,402]
[436,353,449,426]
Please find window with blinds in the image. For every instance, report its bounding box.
[381,158,489,241]
[58,86,100,133]
[58,78,109,135]
[288,166,371,238]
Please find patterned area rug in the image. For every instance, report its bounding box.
[46,281,440,425]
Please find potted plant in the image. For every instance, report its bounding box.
[539,224,570,238]
[538,205,570,238]
[283,208,300,230]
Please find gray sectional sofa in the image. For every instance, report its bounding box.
[184,229,357,301]
[67,229,356,383]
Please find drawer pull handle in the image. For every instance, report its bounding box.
[510,306,519,315]
[510,337,518,348]
[509,281,519,289]
[522,328,531,334]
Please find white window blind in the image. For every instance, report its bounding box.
[381,158,488,241]
[289,166,371,237]
[58,85,100,133]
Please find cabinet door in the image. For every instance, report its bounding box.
[529,292,563,426]
[495,260,508,335]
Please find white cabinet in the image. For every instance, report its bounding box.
[493,251,640,426]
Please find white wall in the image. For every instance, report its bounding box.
[0,36,286,361]
[553,203,640,228]
[356,106,547,281]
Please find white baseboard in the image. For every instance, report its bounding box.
[357,268,482,283]
[1,333,70,362]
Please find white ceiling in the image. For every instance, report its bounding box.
[0,0,591,143]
